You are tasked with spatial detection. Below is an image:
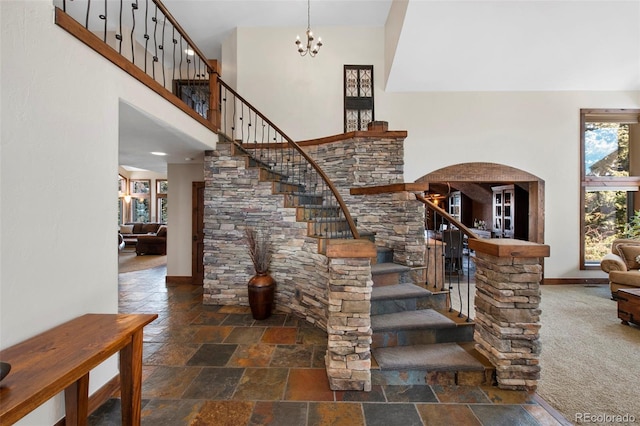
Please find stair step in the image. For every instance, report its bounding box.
[296,205,341,221]
[371,283,434,315]
[273,181,306,194]
[373,342,484,371]
[371,343,496,387]
[371,262,411,287]
[308,218,350,236]
[372,309,455,332]
[283,192,324,207]
[371,283,432,301]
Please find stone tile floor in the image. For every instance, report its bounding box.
[89,265,569,425]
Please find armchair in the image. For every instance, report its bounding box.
[600,238,640,298]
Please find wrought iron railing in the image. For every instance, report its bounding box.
[217,80,359,240]
[55,0,215,128]
[416,193,480,321]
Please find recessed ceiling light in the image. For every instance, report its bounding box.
[185,49,195,56]
[151,151,168,156]
[185,157,193,161]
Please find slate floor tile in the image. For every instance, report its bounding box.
[249,401,308,426]
[140,399,204,425]
[186,343,237,366]
[416,403,482,426]
[269,344,314,367]
[431,385,492,403]
[228,343,275,367]
[224,326,266,343]
[141,366,201,399]
[470,404,540,426]
[362,403,423,426]
[307,402,365,426]
[261,326,298,344]
[233,367,289,401]
[190,400,254,426]
[285,368,335,401]
[384,385,438,403]
[181,367,245,400]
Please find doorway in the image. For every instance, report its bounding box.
[416,162,545,244]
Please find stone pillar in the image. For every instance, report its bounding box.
[467,239,550,391]
[325,240,376,391]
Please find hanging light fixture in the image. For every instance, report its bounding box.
[295,0,322,57]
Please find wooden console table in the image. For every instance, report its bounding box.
[0,313,157,425]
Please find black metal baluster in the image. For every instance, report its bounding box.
[130,0,138,64]
[152,5,159,79]
[143,0,149,74]
[160,16,166,87]
[171,28,177,84]
[116,0,123,54]
[100,0,107,42]
[85,0,91,28]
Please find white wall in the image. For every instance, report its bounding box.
[228,25,640,279]
[0,2,213,424]
[167,163,204,277]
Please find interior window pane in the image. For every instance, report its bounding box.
[584,123,630,177]
[584,190,628,264]
[131,198,150,222]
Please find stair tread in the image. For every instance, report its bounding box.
[373,343,485,371]
[371,309,455,331]
[371,262,411,275]
[371,283,432,301]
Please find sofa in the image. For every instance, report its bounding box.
[600,238,640,298]
[119,222,164,246]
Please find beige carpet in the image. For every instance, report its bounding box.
[538,285,640,423]
[118,250,166,273]
[450,280,640,422]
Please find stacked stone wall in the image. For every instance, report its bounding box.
[302,135,424,266]
[472,252,542,391]
[203,142,330,327]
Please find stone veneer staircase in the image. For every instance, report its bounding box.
[370,248,495,386]
[229,140,495,387]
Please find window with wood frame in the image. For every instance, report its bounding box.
[580,109,640,269]
[130,179,151,223]
[157,179,168,224]
[344,65,374,132]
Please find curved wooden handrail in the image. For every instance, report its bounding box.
[218,79,360,240]
[415,193,479,240]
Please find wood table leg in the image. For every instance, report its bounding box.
[119,330,143,426]
[64,373,89,426]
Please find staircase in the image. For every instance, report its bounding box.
[370,247,496,386]
[230,140,495,387]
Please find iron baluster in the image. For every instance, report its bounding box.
[152,4,159,79]
[160,17,166,88]
[143,0,149,74]
[116,0,123,54]
[85,0,90,29]
[130,0,138,65]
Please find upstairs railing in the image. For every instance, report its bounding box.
[55,0,217,131]
[416,193,480,321]
[54,0,358,241]
[217,80,360,240]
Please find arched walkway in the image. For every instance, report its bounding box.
[415,162,545,244]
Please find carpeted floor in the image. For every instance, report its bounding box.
[538,284,640,424]
[118,250,166,273]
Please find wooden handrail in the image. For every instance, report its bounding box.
[415,193,480,240]
[218,79,360,240]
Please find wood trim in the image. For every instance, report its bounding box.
[326,239,377,259]
[350,183,429,195]
[165,276,194,285]
[54,375,120,426]
[542,278,609,285]
[297,130,408,147]
[468,238,550,258]
[54,8,217,134]
[532,394,574,426]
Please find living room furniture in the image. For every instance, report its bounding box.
[118,233,125,251]
[600,238,640,298]
[492,184,529,240]
[0,313,157,425]
[119,222,164,247]
[135,225,167,255]
[617,288,640,326]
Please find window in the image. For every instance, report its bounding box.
[580,109,640,269]
[344,65,374,132]
[157,179,168,224]
[130,179,150,223]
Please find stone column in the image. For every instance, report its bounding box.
[467,239,550,391]
[325,240,376,391]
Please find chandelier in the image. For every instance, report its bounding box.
[295,0,322,57]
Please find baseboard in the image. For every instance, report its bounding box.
[542,278,608,285]
[165,276,193,285]
[54,375,120,426]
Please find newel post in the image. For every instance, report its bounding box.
[467,238,550,391]
[325,239,376,391]
[208,59,221,131]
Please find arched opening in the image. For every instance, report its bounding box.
[415,162,545,244]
